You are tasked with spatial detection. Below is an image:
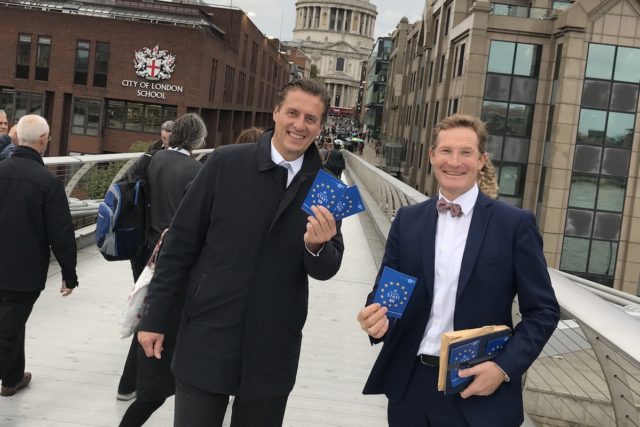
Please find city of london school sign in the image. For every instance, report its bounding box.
[121,45,184,99]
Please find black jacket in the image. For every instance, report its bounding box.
[140,131,344,400]
[0,146,78,291]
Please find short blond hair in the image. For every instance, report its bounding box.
[432,114,488,153]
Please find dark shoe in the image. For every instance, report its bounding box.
[1,372,32,397]
[116,390,137,401]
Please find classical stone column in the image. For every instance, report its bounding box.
[343,9,348,32]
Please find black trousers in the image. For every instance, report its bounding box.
[174,378,289,427]
[387,359,469,427]
[0,290,40,387]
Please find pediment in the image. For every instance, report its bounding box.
[326,41,359,54]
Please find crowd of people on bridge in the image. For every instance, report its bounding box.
[0,78,559,427]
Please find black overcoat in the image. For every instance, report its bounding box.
[141,131,344,400]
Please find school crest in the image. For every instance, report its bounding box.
[133,45,176,81]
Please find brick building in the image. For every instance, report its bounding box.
[0,0,289,154]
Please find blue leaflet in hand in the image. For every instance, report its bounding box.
[485,335,510,356]
[449,339,481,388]
[372,266,417,318]
[301,169,347,216]
[333,185,365,220]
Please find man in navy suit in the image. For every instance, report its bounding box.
[357,114,559,426]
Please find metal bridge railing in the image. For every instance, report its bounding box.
[44,149,214,227]
[345,151,640,427]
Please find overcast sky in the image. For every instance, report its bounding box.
[211,0,425,41]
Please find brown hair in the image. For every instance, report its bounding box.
[234,127,264,144]
[274,78,330,124]
[431,113,488,153]
[432,114,498,198]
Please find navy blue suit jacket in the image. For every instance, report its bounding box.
[363,192,560,426]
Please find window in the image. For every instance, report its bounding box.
[74,40,90,85]
[432,102,439,126]
[106,99,177,133]
[433,18,439,45]
[223,65,235,103]
[423,103,429,127]
[250,42,258,73]
[35,36,51,81]
[487,41,541,77]
[444,6,451,36]
[242,34,248,67]
[457,43,465,77]
[336,57,345,72]
[14,91,43,122]
[237,72,246,104]
[93,42,109,87]
[247,76,255,105]
[438,55,445,83]
[428,61,433,86]
[209,58,218,101]
[16,34,31,79]
[71,98,101,136]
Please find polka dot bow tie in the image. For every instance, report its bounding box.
[437,198,462,217]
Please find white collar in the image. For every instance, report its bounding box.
[270,139,304,175]
[168,147,191,156]
[438,184,479,216]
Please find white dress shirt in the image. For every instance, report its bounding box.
[418,184,479,356]
[270,141,303,187]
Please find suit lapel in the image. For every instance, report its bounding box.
[456,192,493,301]
[422,199,438,301]
[267,142,323,234]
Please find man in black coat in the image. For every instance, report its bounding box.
[138,78,344,427]
[0,114,77,397]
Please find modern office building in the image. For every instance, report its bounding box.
[363,36,392,139]
[0,0,289,155]
[380,0,640,294]
[287,0,377,114]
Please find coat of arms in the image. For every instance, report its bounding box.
[134,45,176,81]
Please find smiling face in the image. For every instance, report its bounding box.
[429,126,486,201]
[272,89,324,161]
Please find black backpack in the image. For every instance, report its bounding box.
[95,150,158,261]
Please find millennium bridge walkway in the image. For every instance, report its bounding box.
[0,145,638,426]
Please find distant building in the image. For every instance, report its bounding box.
[363,37,392,139]
[286,0,377,115]
[283,46,312,80]
[0,0,288,154]
[380,0,640,295]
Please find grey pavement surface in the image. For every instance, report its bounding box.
[0,215,387,426]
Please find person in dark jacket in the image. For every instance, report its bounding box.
[137,78,344,427]
[117,113,206,427]
[148,120,174,152]
[321,140,345,178]
[0,114,77,397]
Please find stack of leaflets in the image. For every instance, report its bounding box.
[302,169,366,220]
[437,325,512,395]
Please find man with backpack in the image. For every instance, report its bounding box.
[0,114,77,397]
[117,113,206,427]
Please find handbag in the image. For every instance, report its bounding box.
[119,229,168,338]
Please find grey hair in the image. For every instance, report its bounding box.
[0,109,6,117]
[161,120,174,132]
[16,114,49,145]
[168,113,207,151]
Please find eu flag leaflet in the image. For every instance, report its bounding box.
[301,169,366,220]
[372,266,417,318]
[333,185,365,220]
[449,339,481,388]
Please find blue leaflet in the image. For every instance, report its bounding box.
[302,169,366,219]
[486,335,511,356]
[372,266,417,318]
[449,339,481,388]
[333,185,365,220]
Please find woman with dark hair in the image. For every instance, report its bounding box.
[234,126,263,144]
[118,113,206,427]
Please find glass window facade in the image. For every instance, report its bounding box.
[482,40,541,206]
[72,98,101,136]
[561,43,639,286]
[106,99,176,134]
[74,40,90,85]
[35,36,51,81]
[16,34,31,79]
[93,42,109,88]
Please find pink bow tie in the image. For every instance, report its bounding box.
[437,198,462,217]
